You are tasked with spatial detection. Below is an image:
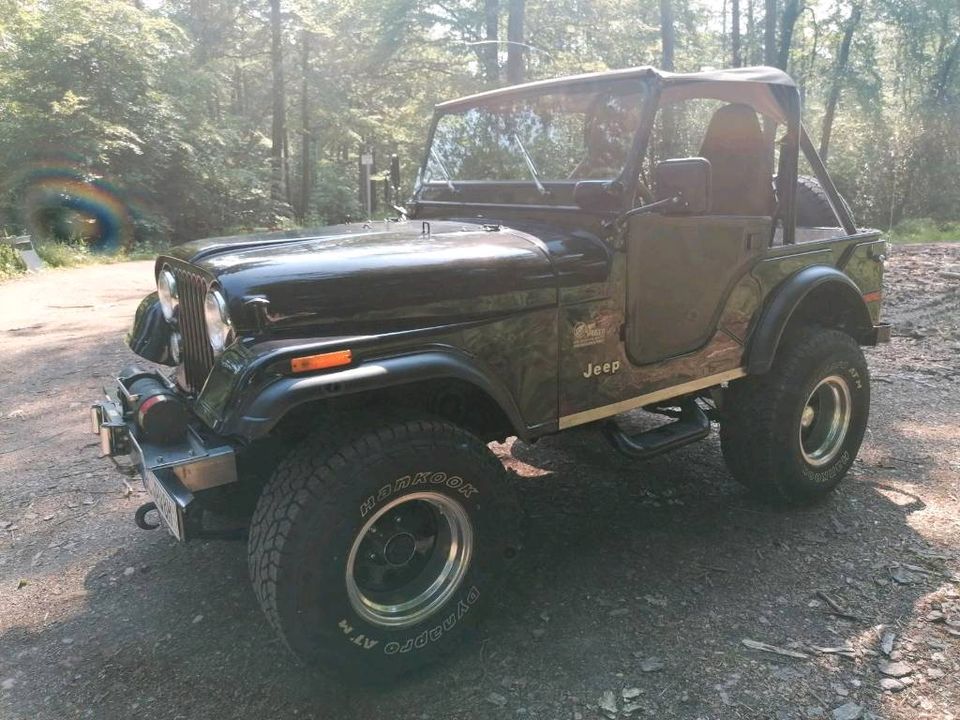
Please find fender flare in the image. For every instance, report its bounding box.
[126,292,176,366]
[222,349,530,441]
[745,265,873,375]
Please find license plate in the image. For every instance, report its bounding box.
[143,470,184,540]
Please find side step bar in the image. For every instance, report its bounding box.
[603,400,711,460]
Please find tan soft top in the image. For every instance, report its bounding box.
[436,65,799,125]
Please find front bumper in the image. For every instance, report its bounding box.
[91,370,238,541]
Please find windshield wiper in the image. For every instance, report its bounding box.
[511,133,548,196]
[429,148,458,194]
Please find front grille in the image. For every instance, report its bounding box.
[172,266,216,393]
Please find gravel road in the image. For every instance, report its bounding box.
[1,246,958,720]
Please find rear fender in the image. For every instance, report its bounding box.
[746,265,874,374]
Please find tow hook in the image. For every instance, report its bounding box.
[134,501,247,541]
[134,502,161,530]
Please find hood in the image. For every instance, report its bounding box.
[165,220,588,336]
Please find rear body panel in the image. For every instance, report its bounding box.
[555,228,885,428]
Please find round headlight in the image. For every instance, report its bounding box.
[157,268,178,321]
[204,288,233,354]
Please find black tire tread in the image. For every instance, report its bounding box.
[796,175,855,228]
[247,413,509,663]
[720,326,867,504]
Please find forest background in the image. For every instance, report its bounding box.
[0,0,958,270]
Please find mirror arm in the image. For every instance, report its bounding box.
[604,195,681,228]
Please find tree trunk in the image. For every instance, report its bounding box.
[722,0,728,68]
[283,129,292,208]
[270,0,286,204]
[932,32,960,101]
[762,0,778,171]
[659,0,676,157]
[819,4,861,162]
[732,0,742,67]
[299,29,311,221]
[763,0,777,66]
[506,0,525,84]
[191,0,209,64]
[746,0,756,64]
[232,64,244,115]
[484,0,499,83]
[660,0,675,71]
[777,0,802,70]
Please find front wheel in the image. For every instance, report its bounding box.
[247,417,519,681]
[720,327,870,504]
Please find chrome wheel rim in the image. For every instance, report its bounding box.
[345,492,473,628]
[799,374,852,467]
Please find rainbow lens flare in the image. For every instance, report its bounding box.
[2,157,141,252]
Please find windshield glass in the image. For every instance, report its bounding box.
[421,80,650,185]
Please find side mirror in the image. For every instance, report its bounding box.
[389,154,401,192]
[654,158,712,215]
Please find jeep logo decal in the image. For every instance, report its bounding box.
[582,360,621,378]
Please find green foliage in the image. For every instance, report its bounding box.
[32,239,91,268]
[0,243,27,279]
[32,236,169,267]
[0,0,956,248]
[308,161,362,225]
[887,218,960,244]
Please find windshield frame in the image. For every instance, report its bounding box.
[413,77,659,215]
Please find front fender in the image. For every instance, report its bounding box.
[745,265,874,375]
[216,349,529,441]
[126,292,176,366]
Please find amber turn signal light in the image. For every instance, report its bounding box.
[290,349,353,373]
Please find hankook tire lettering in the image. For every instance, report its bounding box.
[360,473,479,517]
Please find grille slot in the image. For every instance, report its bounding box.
[173,267,216,393]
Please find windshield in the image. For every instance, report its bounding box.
[421,80,650,186]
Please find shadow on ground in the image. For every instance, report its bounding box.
[0,419,940,720]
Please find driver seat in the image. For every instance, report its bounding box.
[698,104,775,216]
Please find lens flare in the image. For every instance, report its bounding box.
[2,157,141,252]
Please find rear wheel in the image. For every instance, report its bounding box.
[247,416,519,680]
[720,326,870,504]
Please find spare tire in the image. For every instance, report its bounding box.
[796,175,855,228]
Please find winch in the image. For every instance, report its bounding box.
[119,366,188,444]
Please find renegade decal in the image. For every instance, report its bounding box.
[573,321,607,348]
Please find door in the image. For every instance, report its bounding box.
[625,213,768,365]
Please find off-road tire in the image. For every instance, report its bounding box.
[796,175,855,228]
[247,416,519,681]
[720,326,870,504]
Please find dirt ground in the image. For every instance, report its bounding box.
[1,244,958,720]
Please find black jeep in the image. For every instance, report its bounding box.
[91,65,890,679]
